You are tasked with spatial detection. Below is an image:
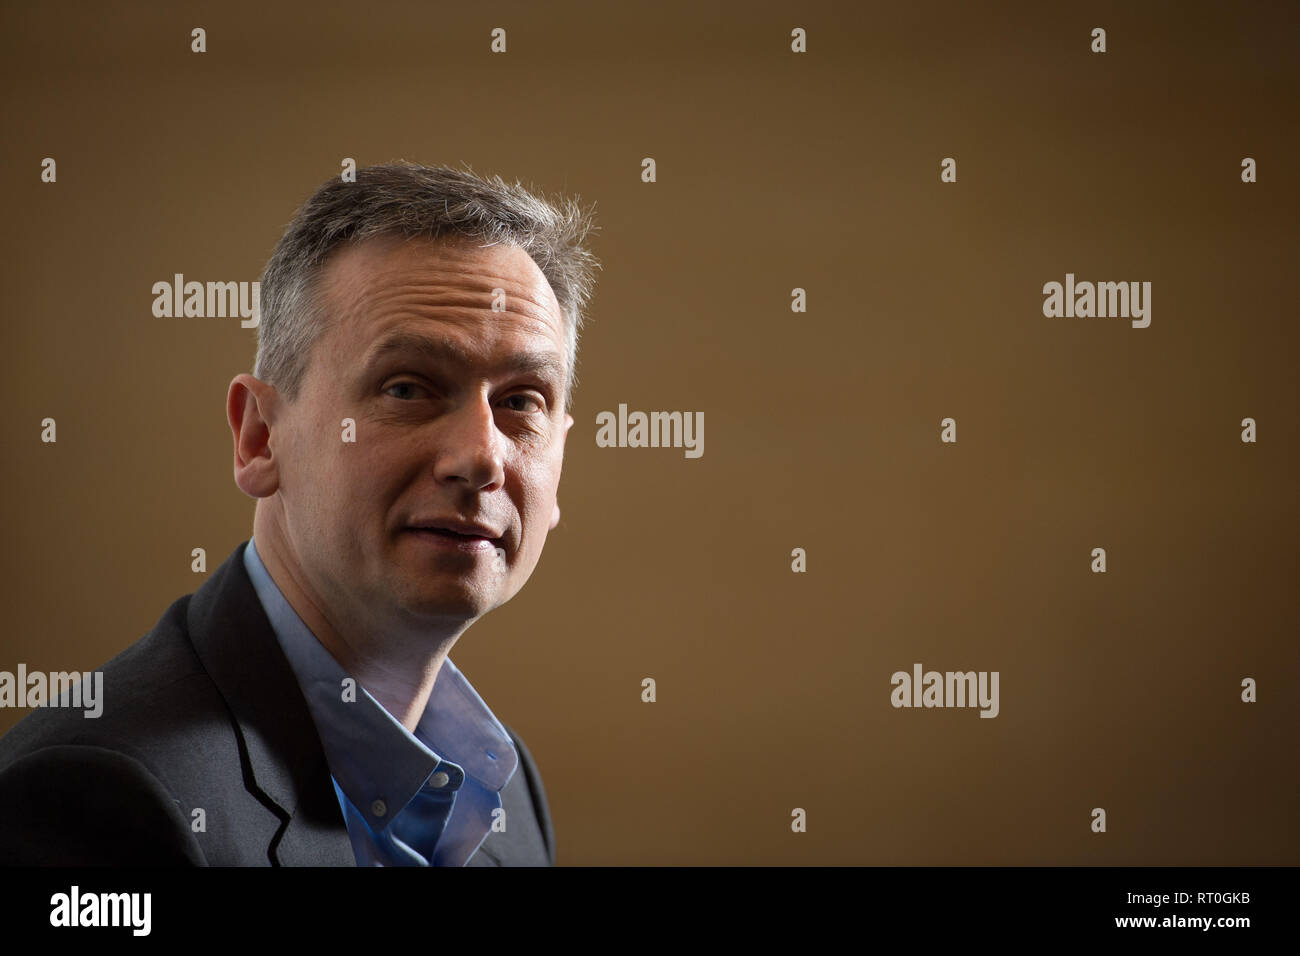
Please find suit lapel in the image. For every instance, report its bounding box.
[465,844,503,867]
[187,541,354,866]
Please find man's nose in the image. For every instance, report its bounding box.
[433,394,507,491]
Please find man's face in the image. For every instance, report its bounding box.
[268,233,574,632]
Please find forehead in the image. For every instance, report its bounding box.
[316,233,566,360]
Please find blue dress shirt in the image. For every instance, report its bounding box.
[242,538,518,866]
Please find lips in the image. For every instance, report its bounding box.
[406,520,503,542]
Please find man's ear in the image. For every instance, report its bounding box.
[228,374,281,499]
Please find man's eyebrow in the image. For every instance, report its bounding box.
[360,330,566,384]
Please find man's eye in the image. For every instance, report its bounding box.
[502,393,544,413]
[384,382,428,400]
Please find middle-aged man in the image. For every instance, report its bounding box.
[0,161,601,866]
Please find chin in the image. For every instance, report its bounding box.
[399,585,496,622]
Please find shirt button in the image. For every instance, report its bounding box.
[371,799,387,817]
[429,771,450,788]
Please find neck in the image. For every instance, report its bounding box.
[251,503,466,732]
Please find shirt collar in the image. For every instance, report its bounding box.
[242,538,518,827]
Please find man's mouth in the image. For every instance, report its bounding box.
[404,521,504,552]
[411,528,491,542]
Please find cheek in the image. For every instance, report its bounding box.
[520,453,563,514]
[510,464,561,561]
[302,416,378,510]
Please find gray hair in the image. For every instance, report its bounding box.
[254,160,601,412]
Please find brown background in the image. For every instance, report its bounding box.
[1,0,1296,864]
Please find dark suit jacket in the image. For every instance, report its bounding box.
[0,541,555,866]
